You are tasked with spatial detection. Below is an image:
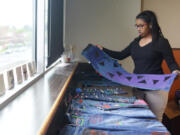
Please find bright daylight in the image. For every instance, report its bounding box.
[0,0,33,72]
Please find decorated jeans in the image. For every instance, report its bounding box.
[67,99,156,118]
[82,44,177,91]
[66,113,168,133]
[58,125,169,135]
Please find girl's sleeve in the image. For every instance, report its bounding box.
[159,38,179,72]
[102,42,133,60]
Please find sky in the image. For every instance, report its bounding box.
[0,0,33,28]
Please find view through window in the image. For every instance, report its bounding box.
[0,0,34,72]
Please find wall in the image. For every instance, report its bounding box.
[65,0,141,72]
[142,0,180,48]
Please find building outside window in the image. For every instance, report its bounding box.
[0,0,34,72]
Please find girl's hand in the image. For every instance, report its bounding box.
[95,44,103,50]
[172,70,180,76]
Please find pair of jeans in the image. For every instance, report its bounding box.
[66,113,168,132]
[82,44,176,91]
[74,93,136,103]
[79,79,121,87]
[67,99,156,118]
[59,125,169,135]
[76,87,127,95]
[71,98,148,110]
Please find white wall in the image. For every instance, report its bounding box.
[142,0,180,48]
[65,0,141,72]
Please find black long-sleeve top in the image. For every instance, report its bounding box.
[103,37,179,74]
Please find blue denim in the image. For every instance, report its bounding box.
[66,113,168,132]
[58,125,83,135]
[82,44,177,91]
[79,80,122,87]
[81,128,169,135]
[68,107,156,119]
[76,72,121,87]
[74,93,136,103]
[75,87,128,95]
[68,99,155,118]
[59,125,169,135]
[71,99,149,110]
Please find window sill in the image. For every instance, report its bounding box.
[0,73,40,110]
[0,59,63,110]
[0,62,77,135]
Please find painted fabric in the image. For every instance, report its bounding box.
[81,128,169,135]
[74,92,136,103]
[77,72,122,87]
[79,80,121,87]
[82,128,169,135]
[59,125,169,135]
[71,98,148,110]
[75,87,128,95]
[66,113,168,132]
[74,86,135,103]
[82,44,177,91]
[67,99,155,118]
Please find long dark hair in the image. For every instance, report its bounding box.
[136,10,163,43]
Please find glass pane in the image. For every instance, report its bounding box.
[0,0,34,72]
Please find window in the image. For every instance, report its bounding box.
[0,0,36,104]
[0,0,35,72]
[0,0,65,105]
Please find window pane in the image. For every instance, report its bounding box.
[0,0,34,72]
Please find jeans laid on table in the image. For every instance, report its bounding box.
[76,87,128,95]
[67,99,156,118]
[74,93,136,103]
[71,98,149,110]
[81,128,169,135]
[66,113,168,133]
[59,125,169,135]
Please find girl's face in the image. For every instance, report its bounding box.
[135,18,151,37]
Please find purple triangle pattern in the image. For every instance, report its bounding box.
[82,44,177,91]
